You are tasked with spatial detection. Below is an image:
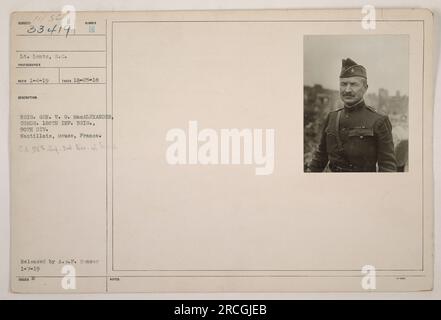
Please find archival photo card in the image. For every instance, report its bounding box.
[10,8,433,293]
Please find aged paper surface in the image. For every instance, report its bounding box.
[10,9,433,292]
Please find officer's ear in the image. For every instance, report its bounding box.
[363,79,369,89]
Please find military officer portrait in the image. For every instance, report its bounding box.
[307,58,398,172]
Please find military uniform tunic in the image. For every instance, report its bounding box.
[309,100,397,172]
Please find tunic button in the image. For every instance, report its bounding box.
[360,136,364,139]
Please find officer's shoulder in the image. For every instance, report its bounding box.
[365,105,388,118]
[329,107,344,114]
[324,108,344,120]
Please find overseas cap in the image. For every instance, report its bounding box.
[340,58,367,79]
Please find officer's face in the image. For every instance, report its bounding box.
[339,76,368,105]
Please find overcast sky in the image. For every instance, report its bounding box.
[304,35,409,96]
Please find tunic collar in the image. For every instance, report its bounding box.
[344,99,365,112]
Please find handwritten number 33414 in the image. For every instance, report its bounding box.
[26,24,72,37]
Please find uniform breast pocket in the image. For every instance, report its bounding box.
[348,128,374,140]
[347,128,375,156]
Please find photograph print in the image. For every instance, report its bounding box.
[304,35,409,173]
